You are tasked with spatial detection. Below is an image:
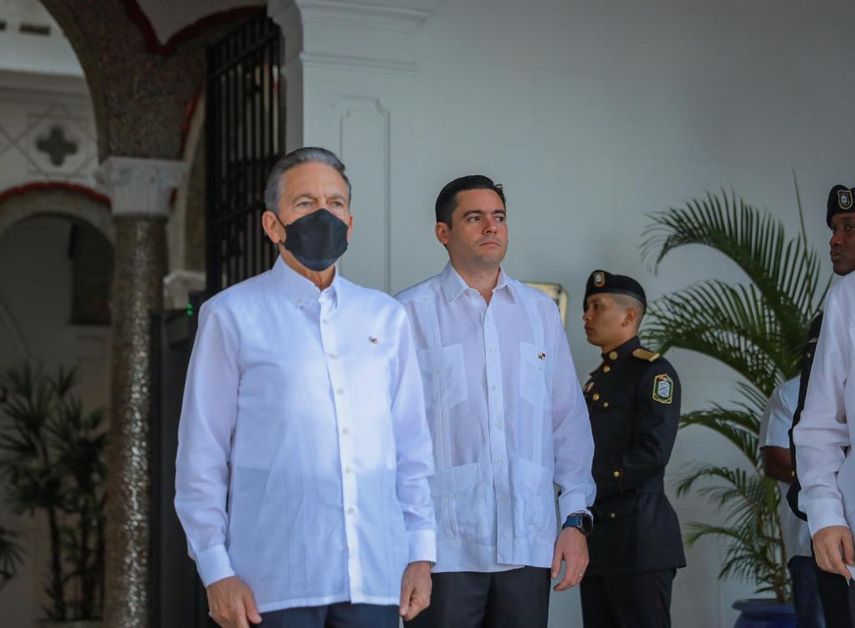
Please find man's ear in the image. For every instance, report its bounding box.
[622,307,637,328]
[435,222,450,246]
[262,210,284,245]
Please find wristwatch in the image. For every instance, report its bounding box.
[562,512,594,536]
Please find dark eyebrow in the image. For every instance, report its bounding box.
[462,208,505,217]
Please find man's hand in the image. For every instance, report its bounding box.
[551,527,589,591]
[813,526,855,579]
[207,576,263,628]
[399,560,433,621]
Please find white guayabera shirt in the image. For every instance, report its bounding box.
[396,264,596,573]
[795,271,855,578]
[175,258,436,613]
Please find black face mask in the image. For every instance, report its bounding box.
[277,209,349,271]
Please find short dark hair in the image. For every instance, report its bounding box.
[435,175,506,225]
[264,146,351,210]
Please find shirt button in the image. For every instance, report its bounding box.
[328,353,339,360]
[341,427,350,435]
[496,421,502,428]
[345,466,353,474]
[322,318,330,325]
[336,388,344,395]
[491,385,499,392]
[347,507,355,515]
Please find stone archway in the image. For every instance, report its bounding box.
[0,182,113,243]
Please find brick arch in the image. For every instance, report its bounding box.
[0,182,113,243]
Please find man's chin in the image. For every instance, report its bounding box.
[832,261,855,276]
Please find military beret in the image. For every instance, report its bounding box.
[827,184,855,227]
[584,270,647,310]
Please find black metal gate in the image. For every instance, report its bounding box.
[206,9,285,294]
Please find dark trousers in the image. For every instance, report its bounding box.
[580,569,675,628]
[405,566,551,628]
[788,556,825,628]
[260,603,398,628]
[818,565,853,628]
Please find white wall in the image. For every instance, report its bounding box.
[289,1,855,626]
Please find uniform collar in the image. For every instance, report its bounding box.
[601,336,640,363]
[439,262,515,303]
[272,256,342,308]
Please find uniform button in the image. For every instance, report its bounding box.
[608,351,618,360]
[612,470,621,478]
[603,402,609,408]
[609,512,616,519]
[592,393,600,401]
[602,365,611,373]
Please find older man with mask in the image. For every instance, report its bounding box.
[794,184,855,624]
[396,175,596,628]
[175,147,436,628]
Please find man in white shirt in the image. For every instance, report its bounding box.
[175,147,436,628]
[761,377,825,627]
[397,175,596,628]
[794,184,855,619]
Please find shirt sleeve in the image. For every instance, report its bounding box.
[794,288,851,536]
[174,301,240,586]
[390,309,437,563]
[762,380,797,450]
[605,361,680,494]
[549,306,597,521]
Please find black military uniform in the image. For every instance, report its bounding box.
[580,270,685,628]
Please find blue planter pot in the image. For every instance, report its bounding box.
[733,599,796,628]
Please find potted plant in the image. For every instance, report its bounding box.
[0,363,106,627]
[641,188,826,626]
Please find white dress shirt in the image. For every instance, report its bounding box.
[396,263,596,573]
[759,377,811,559]
[795,272,855,553]
[175,258,436,613]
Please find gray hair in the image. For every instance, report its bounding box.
[263,146,351,211]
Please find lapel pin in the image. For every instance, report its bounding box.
[369,336,379,345]
[537,352,547,360]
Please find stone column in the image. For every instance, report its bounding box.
[97,156,188,628]
[268,0,434,293]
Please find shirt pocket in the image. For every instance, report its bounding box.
[519,341,548,412]
[417,344,468,413]
[429,461,491,543]
[511,456,556,539]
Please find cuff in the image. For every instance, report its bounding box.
[559,492,591,522]
[195,544,236,587]
[407,528,437,563]
[805,498,849,537]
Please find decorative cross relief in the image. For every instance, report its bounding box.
[35,125,78,166]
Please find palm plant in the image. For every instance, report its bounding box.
[640,187,827,602]
[0,363,106,621]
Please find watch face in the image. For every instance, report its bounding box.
[580,514,593,535]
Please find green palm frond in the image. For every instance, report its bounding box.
[641,190,826,329]
[679,409,759,467]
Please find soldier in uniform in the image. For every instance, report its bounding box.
[579,270,685,628]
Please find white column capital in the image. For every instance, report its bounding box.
[96,156,189,218]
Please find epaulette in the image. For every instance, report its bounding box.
[632,348,660,362]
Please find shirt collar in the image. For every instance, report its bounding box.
[272,256,341,308]
[602,336,640,363]
[439,262,515,303]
